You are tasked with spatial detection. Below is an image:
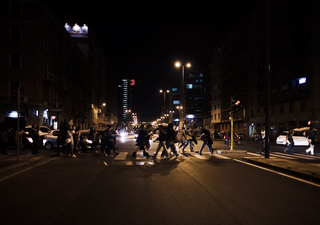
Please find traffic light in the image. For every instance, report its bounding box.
[231,99,241,113]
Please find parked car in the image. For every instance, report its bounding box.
[43,129,60,150]
[78,129,102,152]
[22,125,52,137]
[276,127,310,146]
[276,131,290,146]
[251,133,260,141]
[291,127,310,146]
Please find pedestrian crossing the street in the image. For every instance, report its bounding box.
[102,150,230,166]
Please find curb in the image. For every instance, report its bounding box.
[242,157,320,184]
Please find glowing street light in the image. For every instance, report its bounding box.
[175,61,191,129]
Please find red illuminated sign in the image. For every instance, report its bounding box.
[130,79,135,86]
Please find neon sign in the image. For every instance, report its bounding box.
[130,79,135,86]
[64,23,88,38]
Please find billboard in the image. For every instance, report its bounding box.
[64,23,88,38]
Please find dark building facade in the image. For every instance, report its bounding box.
[207,1,320,139]
[0,0,117,131]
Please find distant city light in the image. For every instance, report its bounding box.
[186,114,195,119]
[9,111,18,118]
[299,77,306,84]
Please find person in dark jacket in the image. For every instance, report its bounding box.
[30,125,40,154]
[102,124,118,157]
[132,124,152,158]
[199,128,214,155]
[166,123,179,158]
[152,124,168,159]
[0,122,9,155]
[284,131,294,154]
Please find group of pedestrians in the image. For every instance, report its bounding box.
[132,123,215,159]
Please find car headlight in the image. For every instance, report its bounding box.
[27,137,33,143]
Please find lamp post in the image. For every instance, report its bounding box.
[169,110,175,123]
[175,61,191,129]
[159,89,170,116]
[176,105,183,129]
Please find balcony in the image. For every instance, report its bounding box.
[43,72,55,83]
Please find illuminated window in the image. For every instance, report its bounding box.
[173,100,180,105]
[186,84,193,89]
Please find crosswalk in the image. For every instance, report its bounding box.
[248,152,320,161]
[103,150,230,166]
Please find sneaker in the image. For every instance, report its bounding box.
[71,154,77,158]
[132,151,137,158]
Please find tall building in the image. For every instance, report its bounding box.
[207,1,320,139]
[118,78,137,128]
[0,0,117,131]
[185,71,205,128]
[171,71,204,129]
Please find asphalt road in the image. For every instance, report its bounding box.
[0,136,319,225]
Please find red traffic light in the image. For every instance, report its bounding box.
[308,121,311,126]
[235,100,240,106]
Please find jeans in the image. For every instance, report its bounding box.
[199,141,213,154]
[154,141,168,157]
[284,143,293,154]
[182,140,193,152]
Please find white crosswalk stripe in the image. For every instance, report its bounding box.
[104,151,230,165]
[260,152,320,161]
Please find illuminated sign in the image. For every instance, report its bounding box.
[130,79,135,86]
[64,23,88,38]
[298,77,306,84]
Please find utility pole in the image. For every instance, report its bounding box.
[17,87,20,160]
[265,0,270,158]
[230,97,234,150]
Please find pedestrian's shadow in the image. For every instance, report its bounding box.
[137,157,182,178]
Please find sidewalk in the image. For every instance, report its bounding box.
[242,156,320,184]
[0,148,57,180]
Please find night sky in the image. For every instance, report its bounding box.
[47,0,264,121]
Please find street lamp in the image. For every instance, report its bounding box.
[176,106,183,128]
[169,110,175,123]
[159,89,170,116]
[175,61,191,129]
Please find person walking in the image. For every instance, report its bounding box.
[102,124,119,157]
[88,123,98,153]
[260,127,271,154]
[199,128,214,155]
[30,125,40,154]
[178,127,186,152]
[67,125,76,157]
[182,127,194,153]
[0,122,9,155]
[306,126,317,155]
[152,124,168,159]
[132,124,152,158]
[283,131,294,154]
[73,126,81,155]
[166,123,179,158]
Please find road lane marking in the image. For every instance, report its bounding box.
[114,152,128,160]
[233,159,320,188]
